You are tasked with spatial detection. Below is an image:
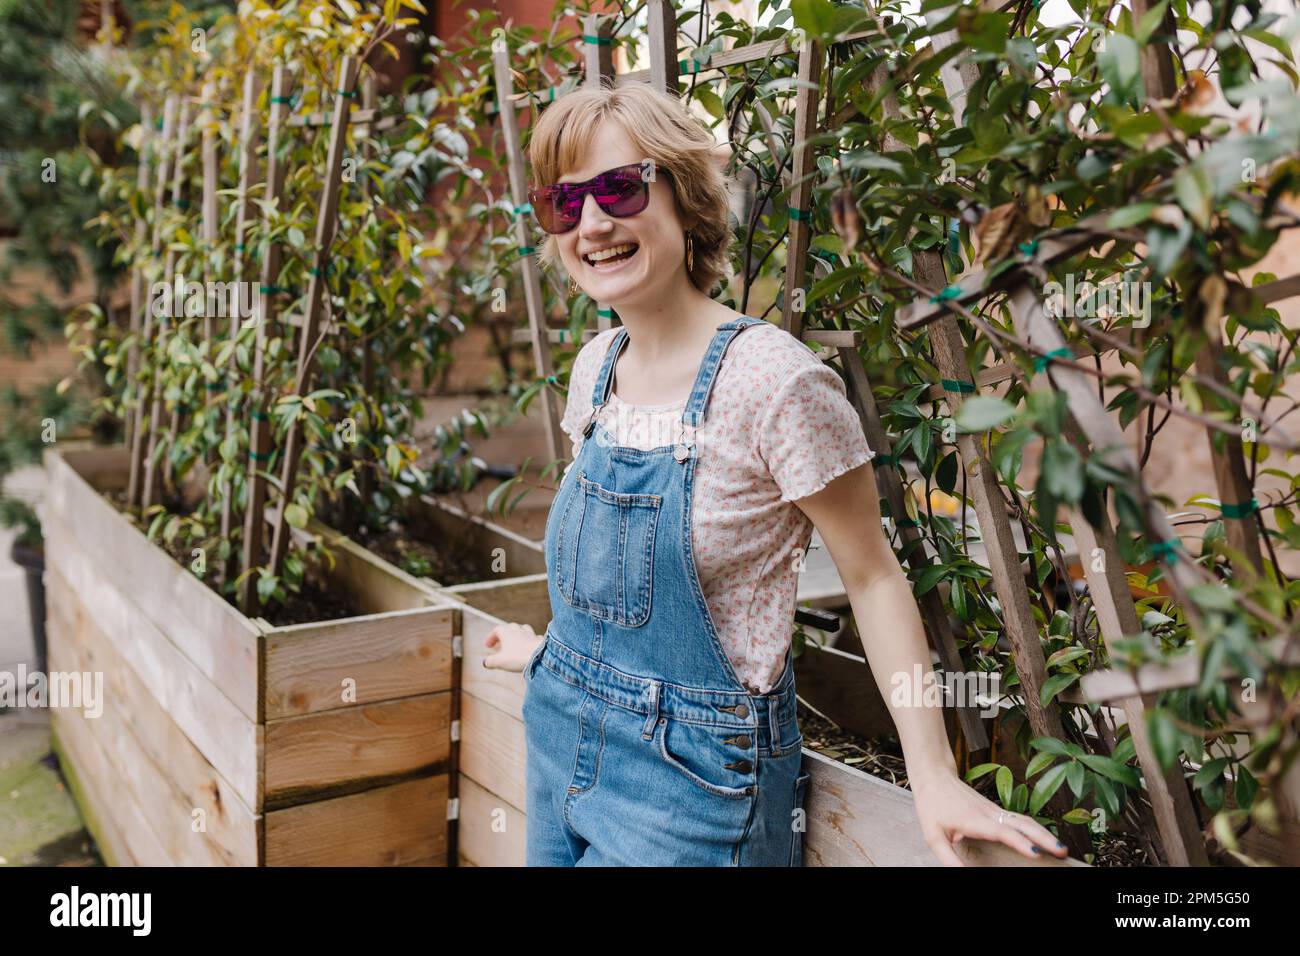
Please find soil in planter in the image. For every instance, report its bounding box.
[103,490,362,627]
[350,522,484,587]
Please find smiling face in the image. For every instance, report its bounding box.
[552,119,694,308]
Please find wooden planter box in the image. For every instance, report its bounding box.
[43,446,460,866]
[332,555,1083,866]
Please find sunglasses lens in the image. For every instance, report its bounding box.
[530,165,653,234]
[594,174,648,218]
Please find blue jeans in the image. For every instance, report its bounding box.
[524,317,810,866]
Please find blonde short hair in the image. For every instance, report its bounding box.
[526,81,733,296]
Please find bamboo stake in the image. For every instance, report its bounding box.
[124,101,154,451]
[128,93,177,507]
[267,56,360,580]
[221,70,260,585]
[492,44,567,466]
[239,65,293,612]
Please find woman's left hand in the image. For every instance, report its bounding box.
[911,769,1070,865]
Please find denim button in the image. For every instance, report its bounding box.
[734,734,752,749]
[726,759,752,774]
[734,703,748,719]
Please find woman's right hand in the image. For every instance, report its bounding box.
[483,622,543,673]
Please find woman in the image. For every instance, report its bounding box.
[483,81,1067,867]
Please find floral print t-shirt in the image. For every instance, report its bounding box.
[557,320,876,694]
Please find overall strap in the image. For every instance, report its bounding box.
[681,316,765,429]
[584,327,631,437]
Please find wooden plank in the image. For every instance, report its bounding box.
[48,723,135,867]
[801,749,1086,866]
[240,64,294,611]
[793,641,895,740]
[268,55,360,579]
[439,573,552,632]
[304,520,437,613]
[285,107,398,131]
[509,326,602,345]
[265,692,452,806]
[47,569,258,865]
[263,606,455,719]
[264,774,448,866]
[42,513,262,812]
[407,493,547,577]
[47,448,262,721]
[491,45,567,465]
[1080,634,1300,701]
[457,772,526,867]
[459,690,527,813]
[584,13,618,333]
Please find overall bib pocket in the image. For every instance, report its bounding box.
[556,471,662,628]
[654,716,755,799]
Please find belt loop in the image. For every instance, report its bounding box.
[641,680,662,739]
[766,693,780,749]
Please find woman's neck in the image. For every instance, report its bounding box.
[611,281,733,364]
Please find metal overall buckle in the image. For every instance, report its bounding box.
[673,421,696,463]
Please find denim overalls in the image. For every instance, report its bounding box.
[522,316,811,866]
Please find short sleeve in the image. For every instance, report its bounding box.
[756,356,876,502]
[558,330,612,458]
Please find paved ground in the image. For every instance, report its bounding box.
[0,709,101,866]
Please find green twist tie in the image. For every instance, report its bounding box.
[1148,538,1180,564]
[788,205,811,222]
[175,198,191,209]
[151,249,162,258]
[1018,240,1039,258]
[678,51,712,74]
[250,449,272,462]
[582,34,612,45]
[259,285,293,295]
[518,245,536,256]
[234,243,246,252]
[251,410,269,422]
[309,264,332,277]
[205,378,225,391]
[337,89,357,98]
[1032,346,1073,373]
[1220,498,1259,519]
[513,202,534,216]
[929,285,961,305]
[546,374,558,385]
[941,378,975,393]
[872,454,897,466]
[596,308,614,318]
[896,517,919,528]
[270,96,293,105]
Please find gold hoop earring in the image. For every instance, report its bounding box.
[686,232,695,273]
[569,275,580,296]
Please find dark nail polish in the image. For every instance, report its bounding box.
[1056,841,1065,849]
[1031,846,1041,854]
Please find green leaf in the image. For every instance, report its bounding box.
[284,503,309,529]
[995,764,1014,807]
[954,395,1016,433]
[1029,763,1069,815]
[1097,33,1141,104]
[1079,753,1141,789]
[1039,672,1080,707]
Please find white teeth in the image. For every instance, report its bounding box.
[584,243,636,264]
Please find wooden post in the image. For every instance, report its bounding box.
[492,44,567,466]
[239,65,293,612]
[1006,283,1210,866]
[268,56,360,580]
[124,102,154,451]
[221,70,260,584]
[356,72,378,519]
[584,13,618,333]
[141,94,190,509]
[128,93,177,507]
[647,0,679,95]
[200,81,219,350]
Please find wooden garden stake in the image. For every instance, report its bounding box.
[584,14,618,333]
[142,94,190,509]
[491,44,568,466]
[220,69,260,584]
[125,101,154,451]
[239,65,293,612]
[128,93,177,507]
[268,55,360,580]
[356,72,378,518]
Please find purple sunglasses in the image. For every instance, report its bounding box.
[527,161,669,234]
